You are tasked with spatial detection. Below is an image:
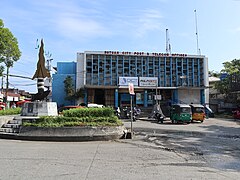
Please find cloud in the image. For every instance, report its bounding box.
[232,26,240,32]
[135,9,163,37]
[55,12,112,40]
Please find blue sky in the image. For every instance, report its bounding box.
[1,0,240,93]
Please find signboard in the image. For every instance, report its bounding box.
[119,77,138,86]
[128,83,135,95]
[104,51,188,57]
[139,77,158,87]
[154,95,162,100]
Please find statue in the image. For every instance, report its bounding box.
[31,39,51,101]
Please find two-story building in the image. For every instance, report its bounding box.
[76,51,209,109]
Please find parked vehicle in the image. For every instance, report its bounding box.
[114,107,121,118]
[170,104,192,124]
[0,102,6,110]
[154,112,165,123]
[121,106,140,121]
[205,106,214,118]
[233,108,240,120]
[87,103,104,108]
[190,104,205,122]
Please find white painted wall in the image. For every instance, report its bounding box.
[178,89,200,104]
[204,57,209,105]
[76,53,85,89]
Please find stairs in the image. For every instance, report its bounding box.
[0,118,22,134]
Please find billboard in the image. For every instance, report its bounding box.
[119,77,138,86]
[139,77,158,87]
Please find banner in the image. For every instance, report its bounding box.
[119,77,138,86]
[128,83,135,95]
[139,77,158,87]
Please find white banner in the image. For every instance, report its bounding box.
[139,77,158,87]
[128,83,135,95]
[119,77,138,86]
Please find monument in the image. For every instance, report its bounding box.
[21,39,58,117]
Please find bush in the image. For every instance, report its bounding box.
[22,113,123,127]
[0,107,21,116]
[63,107,114,118]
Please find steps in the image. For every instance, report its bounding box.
[0,118,22,134]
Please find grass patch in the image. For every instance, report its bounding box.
[0,107,21,116]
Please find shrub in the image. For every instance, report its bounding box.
[0,107,21,116]
[22,115,123,127]
[63,107,114,118]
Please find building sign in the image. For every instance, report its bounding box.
[139,77,158,87]
[104,51,187,57]
[119,77,138,86]
[128,83,135,95]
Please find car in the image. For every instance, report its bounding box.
[87,103,104,108]
[58,105,83,114]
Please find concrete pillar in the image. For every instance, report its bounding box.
[115,89,118,107]
[172,89,178,104]
[144,90,148,107]
[200,89,205,105]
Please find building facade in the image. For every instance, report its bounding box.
[52,62,76,107]
[76,51,209,109]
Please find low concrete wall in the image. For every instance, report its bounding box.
[18,126,126,141]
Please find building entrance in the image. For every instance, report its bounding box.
[94,89,105,105]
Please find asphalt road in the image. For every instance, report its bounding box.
[0,117,239,180]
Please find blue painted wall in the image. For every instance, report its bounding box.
[52,62,76,107]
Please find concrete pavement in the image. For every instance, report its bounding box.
[0,116,239,179]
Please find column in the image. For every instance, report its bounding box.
[115,89,119,108]
[172,89,178,104]
[200,89,205,105]
[144,90,148,107]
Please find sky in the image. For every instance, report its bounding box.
[1,0,240,93]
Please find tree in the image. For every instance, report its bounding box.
[64,76,75,101]
[208,70,220,77]
[0,19,21,105]
[214,59,240,104]
[64,76,85,105]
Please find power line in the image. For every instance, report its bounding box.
[3,73,32,80]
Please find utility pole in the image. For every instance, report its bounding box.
[194,9,201,55]
[166,29,171,55]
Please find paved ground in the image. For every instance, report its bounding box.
[0,116,239,179]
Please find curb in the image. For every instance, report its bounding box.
[0,126,126,142]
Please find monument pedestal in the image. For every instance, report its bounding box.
[21,102,58,116]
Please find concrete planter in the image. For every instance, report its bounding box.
[18,125,126,141]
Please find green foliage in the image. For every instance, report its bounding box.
[0,107,21,116]
[22,107,122,127]
[209,70,220,77]
[222,59,240,75]
[213,59,240,103]
[0,65,4,76]
[74,88,84,99]
[63,107,114,118]
[63,76,85,102]
[64,76,75,101]
[0,19,21,67]
[22,115,122,127]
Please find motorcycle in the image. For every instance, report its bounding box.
[122,106,141,121]
[154,112,165,123]
[114,107,121,119]
[233,108,240,120]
